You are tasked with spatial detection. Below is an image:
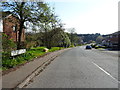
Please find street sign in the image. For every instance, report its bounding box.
[11,49,26,56]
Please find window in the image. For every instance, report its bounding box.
[13,26,16,31]
[13,25,17,32]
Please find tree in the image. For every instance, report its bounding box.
[25,32,37,49]
[77,33,100,43]
[34,3,62,49]
[2,1,46,49]
[50,28,71,47]
[67,28,76,45]
[96,35,104,44]
[73,35,82,45]
[2,1,69,49]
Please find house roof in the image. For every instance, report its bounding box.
[1,11,12,19]
[112,31,120,35]
[1,11,20,21]
[1,11,27,29]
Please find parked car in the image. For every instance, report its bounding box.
[86,45,92,49]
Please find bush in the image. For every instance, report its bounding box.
[30,47,45,51]
[2,52,11,60]
[77,44,82,46]
[91,44,97,48]
[2,46,64,70]
[2,33,16,52]
[2,59,18,68]
[95,45,106,49]
[69,45,75,47]
[49,47,62,52]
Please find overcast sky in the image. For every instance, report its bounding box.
[46,0,119,35]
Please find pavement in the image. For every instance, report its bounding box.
[93,48,119,57]
[2,48,70,89]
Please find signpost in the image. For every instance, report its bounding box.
[11,49,26,56]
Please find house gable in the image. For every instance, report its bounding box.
[2,12,25,42]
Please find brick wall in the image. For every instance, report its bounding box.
[3,15,25,42]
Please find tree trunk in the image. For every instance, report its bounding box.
[17,22,24,49]
[44,23,51,49]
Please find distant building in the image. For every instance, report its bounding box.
[102,31,120,49]
[1,11,25,42]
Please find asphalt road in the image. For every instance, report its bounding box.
[26,46,118,88]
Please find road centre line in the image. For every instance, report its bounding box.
[92,62,120,83]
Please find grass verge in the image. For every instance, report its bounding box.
[2,47,65,71]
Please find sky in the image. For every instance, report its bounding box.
[45,0,119,35]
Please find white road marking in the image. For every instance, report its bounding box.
[92,62,120,83]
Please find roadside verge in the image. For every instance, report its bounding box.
[2,48,71,89]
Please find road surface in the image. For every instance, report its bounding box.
[26,46,118,88]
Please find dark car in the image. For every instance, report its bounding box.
[86,45,92,49]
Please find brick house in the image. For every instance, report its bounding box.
[109,31,119,46]
[1,11,25,42]
[102,31,120,49]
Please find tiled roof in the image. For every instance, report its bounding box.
[1,11,12,18]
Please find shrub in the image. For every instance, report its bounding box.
[69,45,75,47]
[2,33,16,52]
[2,52,11,60]
[30,47,45,51]
[91,44,97,48]
[95,45,106,49]
[2,59,18,68]
[2,46,64,70]
[49,47,63,52]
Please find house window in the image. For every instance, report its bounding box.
[13,26,16,31]
[13,25,17,32]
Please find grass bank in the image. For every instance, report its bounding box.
[2,47,65,71]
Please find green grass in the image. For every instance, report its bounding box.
[2,47,65,71]
[77,44,82,46]
[30,47,46,51]
[69,45,75,47]
[0,68,1,70]
[49,47,64,52]
[95,46,107,49]
[97,48,105,49]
